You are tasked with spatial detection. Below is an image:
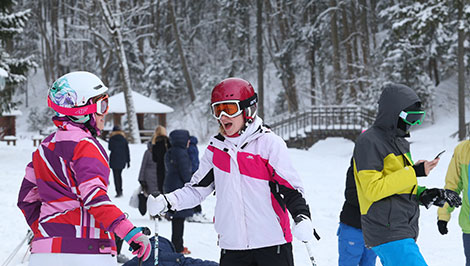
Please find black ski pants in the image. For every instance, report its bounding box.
[112,168,123,195]
[220,242,294,266]
[171,217,185,253]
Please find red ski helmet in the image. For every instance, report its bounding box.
[210,78,258,122]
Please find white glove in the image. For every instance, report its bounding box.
[147,194,169,216]
[293,214,314,242]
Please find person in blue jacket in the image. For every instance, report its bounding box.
[186,135,211,223]
[164,129,194,254]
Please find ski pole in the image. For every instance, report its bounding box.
[303,241,317,266]
[304,227,320,266]
[154,215,159,266]
[2,230,33,266]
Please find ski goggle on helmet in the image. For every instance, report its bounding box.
[210,78,258,120]
[48,71,109,118]
[399,110,426,126]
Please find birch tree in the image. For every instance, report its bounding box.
[97,0,141,143]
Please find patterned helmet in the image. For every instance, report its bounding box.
[48,71,108,122]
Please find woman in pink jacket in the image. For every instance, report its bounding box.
[148,78,315,266]
[17,71,151,265]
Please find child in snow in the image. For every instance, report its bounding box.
[17,71,151,266]
[437,141,470,265]
[353,83,462,265]
[147,77,315,266]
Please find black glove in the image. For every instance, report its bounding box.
[420,188,462,209]
[437,220,448,235]
[420,188,444,208]
[443,189,462,208]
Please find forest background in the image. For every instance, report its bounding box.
[1,0,470,142]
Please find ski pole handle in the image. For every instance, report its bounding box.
[304,241,317,266]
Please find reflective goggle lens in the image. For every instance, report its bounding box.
[212,102,241,119]
[94,94,109,115]
[399,110,425,125]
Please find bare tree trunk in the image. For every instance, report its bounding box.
[341,2,354,100]
[369,0,377,50]
[98,0,141,143]
[276,0,298,112]
[458,0,466,140]
[330,0,342,103]
[257,0,264,119]
[168,0,196,102]
[309,3,316,107]
[350,0,363,94]
[358,0,370,67]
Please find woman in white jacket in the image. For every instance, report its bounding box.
[148,78,315,266]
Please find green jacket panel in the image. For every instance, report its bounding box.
[437,141,470,233]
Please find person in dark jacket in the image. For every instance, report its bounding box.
[152,125,170,194]
[164,129,194,254]
[108,125,130,198]
[139,141,158,196]
[353,84,462,265]
[337,158,376,266]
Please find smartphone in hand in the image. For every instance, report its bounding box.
[435,150,446,159]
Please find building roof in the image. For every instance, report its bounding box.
[108,91,174,114]
[1,109,22,116]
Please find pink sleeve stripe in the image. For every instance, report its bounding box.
[271,194,292,242]
[271,169,295,189]
[23,187,40,203]
[24,163,37,184]
[78,176,107,203]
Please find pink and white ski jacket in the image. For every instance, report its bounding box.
[167,117,311,250]
[17,119,128,255]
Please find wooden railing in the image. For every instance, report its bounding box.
[268,105,375,148]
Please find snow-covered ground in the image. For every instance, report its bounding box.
[1,75,467,265]
[0,113,466,265]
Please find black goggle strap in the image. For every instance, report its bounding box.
[238,93,258,109]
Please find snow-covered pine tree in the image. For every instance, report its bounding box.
[0,0,35,113]
[377,1,453,119]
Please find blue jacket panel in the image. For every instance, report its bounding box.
[188,136,199,174]
[164,130,193,218]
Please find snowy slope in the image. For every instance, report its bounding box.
[0,120,466,265]
[1,75,467,265]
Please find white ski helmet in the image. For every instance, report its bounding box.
[47,71,109,123]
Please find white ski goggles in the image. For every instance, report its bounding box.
[211,100,243,119]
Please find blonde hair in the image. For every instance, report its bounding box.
[151,125,167,144]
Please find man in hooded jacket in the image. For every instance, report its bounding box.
[353,83,462,265]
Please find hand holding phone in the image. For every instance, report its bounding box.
[435,150,446,159]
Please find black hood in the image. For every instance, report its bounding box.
[373,83,421,135]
